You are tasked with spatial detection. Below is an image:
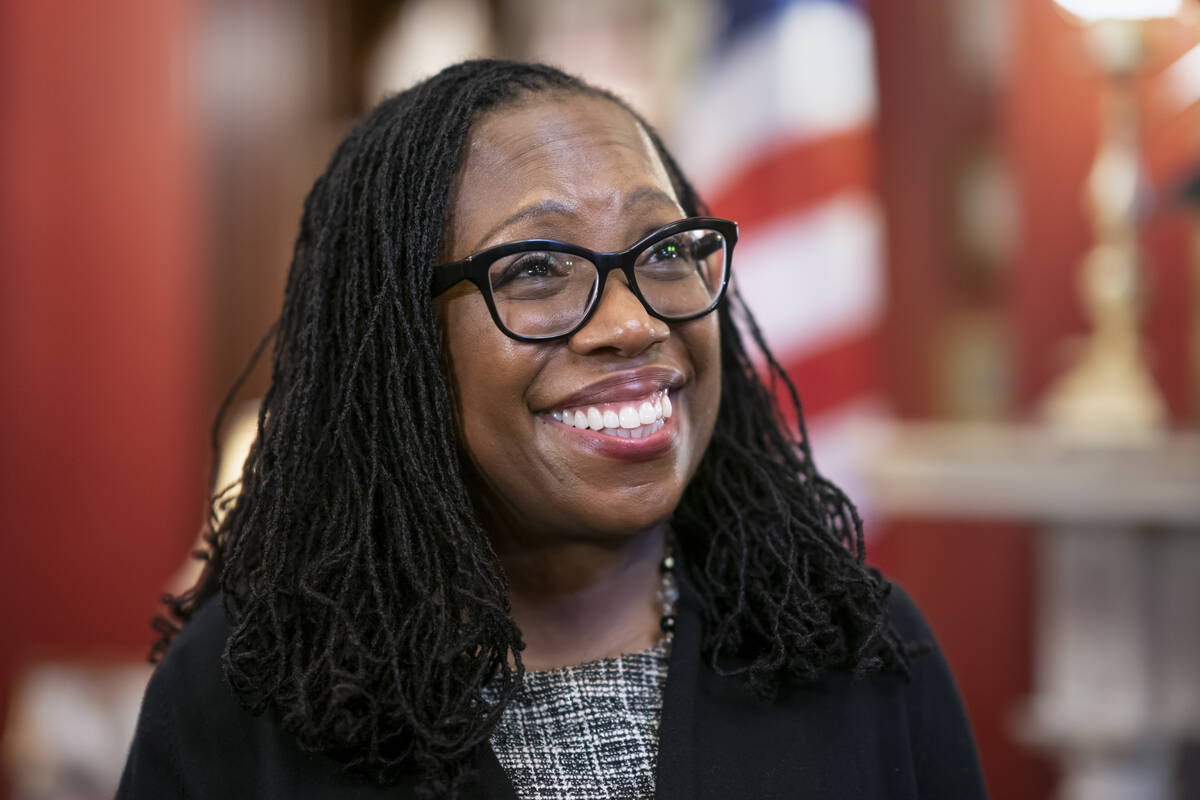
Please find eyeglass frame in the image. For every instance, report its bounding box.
[429,216,739,343]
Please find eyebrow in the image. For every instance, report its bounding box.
[473,200,573,251]
[471,186,681,252]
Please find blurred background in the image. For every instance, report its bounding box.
[2,0,1199,798]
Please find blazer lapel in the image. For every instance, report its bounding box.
[471,743,520,800]
[654,581,701,800]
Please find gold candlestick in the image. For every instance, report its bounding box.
[1042,18,1168,442]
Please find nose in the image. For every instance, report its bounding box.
[568,274,669,358]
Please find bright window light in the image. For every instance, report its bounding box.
[1053,0,1183,20]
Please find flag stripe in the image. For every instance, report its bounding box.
[707,126,876,233]
[728,192,885,364]
[777,328,881,420]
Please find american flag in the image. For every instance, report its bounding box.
[676,0,886,508]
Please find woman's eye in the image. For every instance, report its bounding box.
[495,254,559,285]
[489,252,581,299]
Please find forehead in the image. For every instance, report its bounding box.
[446,92,681,257]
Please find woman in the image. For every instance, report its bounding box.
[119,60,985,799]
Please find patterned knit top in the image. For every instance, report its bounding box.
[487,638,671,800]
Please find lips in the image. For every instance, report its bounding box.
[537,367,684,458]
[542,367,684,410]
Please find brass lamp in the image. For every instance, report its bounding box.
[1041,0,1182,441]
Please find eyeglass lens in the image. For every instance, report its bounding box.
[486,227,728,339]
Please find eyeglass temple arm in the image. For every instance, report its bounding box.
[430,260,470,297]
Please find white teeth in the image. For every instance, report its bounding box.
[552,392,673,438]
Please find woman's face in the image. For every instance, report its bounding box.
[436,92,721,540]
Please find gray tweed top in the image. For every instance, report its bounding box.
[488,638,672,800]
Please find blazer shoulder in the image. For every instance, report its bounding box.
[881,581,939,659]
[879,581,989,798]
[154,592,234,699]
[140,592,268,770]
[118,594,246,799]
[122,595,433,799]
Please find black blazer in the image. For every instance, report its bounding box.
[118,583,986,798]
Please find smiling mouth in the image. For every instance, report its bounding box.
[550,389,674,439]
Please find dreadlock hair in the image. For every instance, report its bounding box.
[155,59,908,796]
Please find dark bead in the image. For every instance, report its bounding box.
[660,614,676,633]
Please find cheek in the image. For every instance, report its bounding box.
[440,294,542,471]
[444,296,502,426]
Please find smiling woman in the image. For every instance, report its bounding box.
[117,61,985,800]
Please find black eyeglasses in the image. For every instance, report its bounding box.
[431,217,738,342]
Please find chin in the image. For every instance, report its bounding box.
[570,489,681,538]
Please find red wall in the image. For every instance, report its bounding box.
[869,2,1196,798]
[0,1,207,793]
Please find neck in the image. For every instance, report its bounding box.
[490,524,666,671]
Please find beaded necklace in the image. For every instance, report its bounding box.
[658,547,678,636]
